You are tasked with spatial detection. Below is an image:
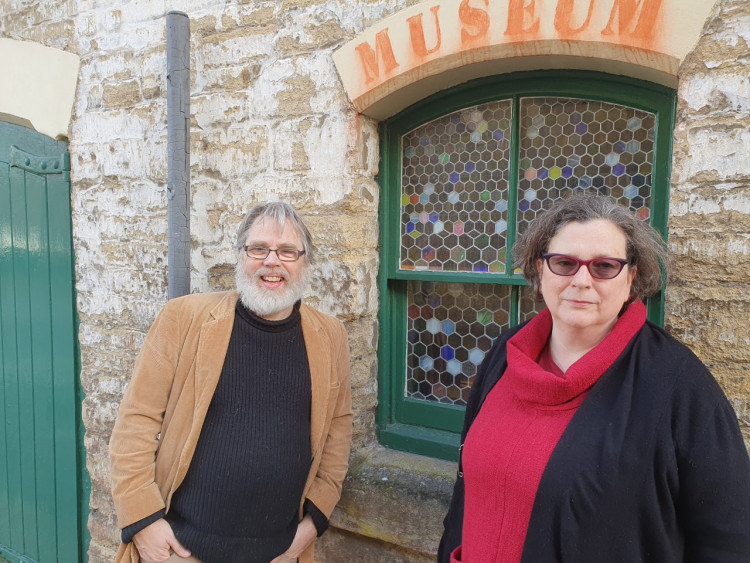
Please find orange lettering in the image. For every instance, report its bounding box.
[354,29,400,85]
[554,0,595,35]
[602,0,663,40]
[408,5,443,57]
[459,0,490,42]
[506,0,540,35]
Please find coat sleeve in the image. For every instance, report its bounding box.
[109,302,182,528]
[437,325,517,562]
[674,356,750,561]
[304,319,353,518]
[438,471,465,563]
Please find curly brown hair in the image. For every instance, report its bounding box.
[512,193,668,302]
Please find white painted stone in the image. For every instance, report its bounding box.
[306,115,353,174]
[688,195,721,214]
[680,127,750,181]
[724,193,750,214]
[681,73,750,113]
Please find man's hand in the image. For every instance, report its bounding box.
[270,515,317,563]
[133,518,191,563]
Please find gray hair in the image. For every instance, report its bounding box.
[235,202,316,264]
[512,193,668,302]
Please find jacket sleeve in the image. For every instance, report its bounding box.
[109,302,182,528]
[437,325,518,562]
[304,319,353,518]
[674,359,750,561]
[438,473,465,563]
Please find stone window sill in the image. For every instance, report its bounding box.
[328,445,458,557]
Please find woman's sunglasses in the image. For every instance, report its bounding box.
[542,253,630,280]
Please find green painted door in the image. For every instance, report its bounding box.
[0,121,86,562]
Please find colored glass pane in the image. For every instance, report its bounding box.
[405,281,511,406]
[400,101,512,273]
[517,97,655,235]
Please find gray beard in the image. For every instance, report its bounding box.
[235,263,309,319]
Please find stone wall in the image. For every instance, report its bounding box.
[1,1,395,559]
[0,0,748,561]
[666,0,750,443]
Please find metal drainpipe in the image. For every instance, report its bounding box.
[166,11,190,299]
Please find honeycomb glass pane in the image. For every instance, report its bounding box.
[519,285,545,322]
[400,101,512,273]
[517,97,655,234]
[406,281,511,405]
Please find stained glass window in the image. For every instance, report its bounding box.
[400,102,512,273]
[517,98,655,235]
[379,73,674,459]
[406,281,510,404]
[400,97,656,406]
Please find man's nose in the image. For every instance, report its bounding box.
[264,249,283,266]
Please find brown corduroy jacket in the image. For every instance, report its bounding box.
[109,291,353,563]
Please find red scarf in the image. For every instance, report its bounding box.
[455,302,646,563]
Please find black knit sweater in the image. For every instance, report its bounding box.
[121,301,329,556]
[120,299,311,563]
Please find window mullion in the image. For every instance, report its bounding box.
[506,95,522,279]
[509,285,521,327]
[390,281,409,425]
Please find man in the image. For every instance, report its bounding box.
[110,202,353,563]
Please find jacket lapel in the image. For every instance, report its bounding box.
[167,291,238,503]
[302,305,332,457]
[193,293,237,431]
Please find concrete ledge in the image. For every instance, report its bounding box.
[324,445,457,558]
[316,527,433,563]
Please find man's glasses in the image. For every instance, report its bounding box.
[244,246,306,262]
[542,253,629,280]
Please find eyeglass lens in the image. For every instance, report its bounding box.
[546,254,626,279]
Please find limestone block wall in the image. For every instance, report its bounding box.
[1,1,397,560]
[1,0,749,561]
[66,3,389,560]
[667,0,750,442]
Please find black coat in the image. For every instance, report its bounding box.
[439,321,750,562]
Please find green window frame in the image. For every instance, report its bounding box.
[377,71,676,461]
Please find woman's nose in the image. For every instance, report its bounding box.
[570,263,594,286]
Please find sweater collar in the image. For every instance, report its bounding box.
[506,301,647,406]
[235,299,302,332]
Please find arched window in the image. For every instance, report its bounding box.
[377,71,676,460]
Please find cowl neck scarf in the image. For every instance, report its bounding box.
[506,301,647,407]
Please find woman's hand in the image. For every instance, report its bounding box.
[134,518,191,563]
[269,515,317,563]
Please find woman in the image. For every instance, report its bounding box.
[438,194,750,562]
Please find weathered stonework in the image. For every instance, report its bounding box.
[1,0,749,561]
[667,0,750,444]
